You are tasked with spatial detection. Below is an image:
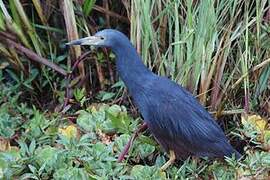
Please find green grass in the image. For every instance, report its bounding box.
[130,0,270,110]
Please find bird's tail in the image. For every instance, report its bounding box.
[233,150,242,160]
[224,145,242,160]
[227,148,242,160]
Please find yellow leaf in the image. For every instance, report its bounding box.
[0,62,9,69]
[90,106,97,113]
[0,138,10,151]
[59,125,78,139]
[241,114,267,132]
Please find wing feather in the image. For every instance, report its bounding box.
[134,77,237,158]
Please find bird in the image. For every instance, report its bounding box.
[67,29,241,170]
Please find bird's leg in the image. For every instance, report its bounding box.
[160,150,176,171]
[117,122,148,162]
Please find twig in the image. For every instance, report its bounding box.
[95,57,105,90]
[232,58,270,89]
[62,76,72,113]
[71,51,92,72]
[93,5,129,23]
[103,0,110,27]
[210,109,245,115]
[118,122,148,162]
[0,32,67,76]
[61,52,92,112]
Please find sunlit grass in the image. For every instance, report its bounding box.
[129,0,269,113]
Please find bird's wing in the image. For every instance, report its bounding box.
[139,77,236,157]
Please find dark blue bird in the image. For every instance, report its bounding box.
[67,29,241,170]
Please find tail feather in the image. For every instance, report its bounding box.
[225,148,242,160]
[233,150,242,160]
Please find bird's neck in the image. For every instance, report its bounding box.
[113,44,154,94]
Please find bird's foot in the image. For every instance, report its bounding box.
[160,150,175,171]
[117,122,147,162]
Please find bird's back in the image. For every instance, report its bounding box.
[132,75,240,159]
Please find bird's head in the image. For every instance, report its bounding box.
[66,29,129,50]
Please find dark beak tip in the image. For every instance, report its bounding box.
[64,41,77,48]
[64,44,70,49]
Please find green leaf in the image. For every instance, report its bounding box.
[107,104,122,116]
[23,109,49,138]
[106,105,131,134]
[29,139,36,155]
[0,11,6,30]
[77,110,96,132]
[109,52,116,59]
[73,88,86,102]
[35,146,58,167]
[28,164,37,174]
[98,91,115,101]
[83,0,96,16]
[114,134,131,152]
[20,173,39,180]
[138,143,155,158]
[130,165,166,180]
[55,54,68,63]
[0,111,20,138]
[78,133,96,145]
[5,69,20,83]
[53,167,90,180]
[111,80,125,88]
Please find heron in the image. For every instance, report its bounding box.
[67,29,241,170]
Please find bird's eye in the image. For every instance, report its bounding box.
[100,36,105,40]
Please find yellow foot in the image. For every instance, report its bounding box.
[160,150,176,171]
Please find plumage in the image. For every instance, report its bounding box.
[67,29,241,160]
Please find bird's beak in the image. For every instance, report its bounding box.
[66,36,103,46]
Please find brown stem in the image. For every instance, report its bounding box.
[61,53,93,112]
[95,57,105,90]
[93,5,129,23]
[118,122,148,162]
[71,51,92,72]
[103,0,110,27]
[0,32,67,76]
